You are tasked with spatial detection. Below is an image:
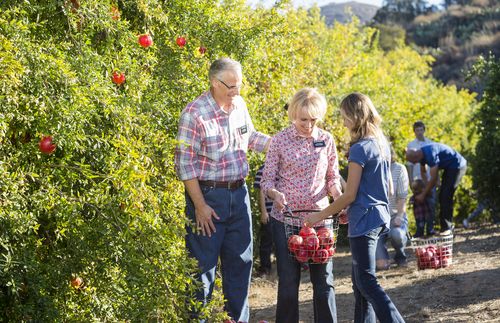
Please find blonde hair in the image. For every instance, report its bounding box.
[340,92,389,160]
[287,88,327,123]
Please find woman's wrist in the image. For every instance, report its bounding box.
[267,189,277,200]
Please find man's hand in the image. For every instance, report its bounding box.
[195,203,220,237]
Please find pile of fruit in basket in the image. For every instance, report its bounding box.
[415,244,452,270]
[287,226,336,264]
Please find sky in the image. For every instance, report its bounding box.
[247,0,444,8]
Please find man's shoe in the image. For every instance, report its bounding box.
[462,219,470,229]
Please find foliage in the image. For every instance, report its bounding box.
[0,0,478,320]
[469,55,500,211]
[372,23,407,51]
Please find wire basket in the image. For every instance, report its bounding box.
[410,235,453,270]
[283,208,339,264]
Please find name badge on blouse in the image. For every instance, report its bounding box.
[239,125,248,135]
[313,140,326,148]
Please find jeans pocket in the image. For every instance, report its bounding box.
[200,184,214,195]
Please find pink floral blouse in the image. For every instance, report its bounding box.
[261,125,342,223]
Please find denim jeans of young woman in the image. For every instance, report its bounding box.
[271,217,337,323]
[185,184,253,322]
[376,217,408,266]
[350,227,405,323]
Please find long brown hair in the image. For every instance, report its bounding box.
[340,92,390,160]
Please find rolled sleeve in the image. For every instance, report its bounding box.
[249,131,270,153]
[174,111,200,181]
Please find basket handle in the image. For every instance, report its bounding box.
[283,205,328,216]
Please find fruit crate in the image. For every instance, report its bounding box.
[410,235,453,270]
[283,208,339,264]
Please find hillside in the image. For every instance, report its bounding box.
[320,1,379,25]
[370,0,500,93]
[410,3,500,92]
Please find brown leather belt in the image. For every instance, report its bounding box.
[198,179,245,189]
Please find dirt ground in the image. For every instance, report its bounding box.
[249,224,500,323]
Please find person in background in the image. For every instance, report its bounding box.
[253,163,274,276]
[406,121,436,235]
[463,196,500,228]
[376,146,410,270]
[174,57,270,322]
[305,92,404,323]
[409,179,433,238]
[406,142,467,236]
[261,87,343,323]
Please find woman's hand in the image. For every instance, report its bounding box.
[338,209,349,225]
[269,189,287,212]
[304,212,324,228]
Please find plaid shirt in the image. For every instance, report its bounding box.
[410,195,431,221]
[175,91,270,181]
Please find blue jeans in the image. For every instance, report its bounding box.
[259,220,273,271]
[185,184,252,322]
[271,217,337,323]
[439,166,466,231]
[350,227,405,323]
[376,216,408,265]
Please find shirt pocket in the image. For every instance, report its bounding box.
[200,135,225,162]
[199,120,227,162]
[233,123,250,151]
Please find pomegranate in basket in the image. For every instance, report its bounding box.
[287,235,303,253]
[299,226,316,238]
[303,235,320,256]
[317,227,334,249]
[312,249,329,263]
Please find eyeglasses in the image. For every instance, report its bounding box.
[217,78,243,90]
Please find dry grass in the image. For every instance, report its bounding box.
[413,12,444,25]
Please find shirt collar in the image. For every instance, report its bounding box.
[207,90,238,115]
[289,124,320,140]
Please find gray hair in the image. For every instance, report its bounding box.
[209,58,242,80]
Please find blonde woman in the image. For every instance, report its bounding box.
[305,93,404,323]
[261,88,342,323]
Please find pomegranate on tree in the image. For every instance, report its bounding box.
[39,136,56,154]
